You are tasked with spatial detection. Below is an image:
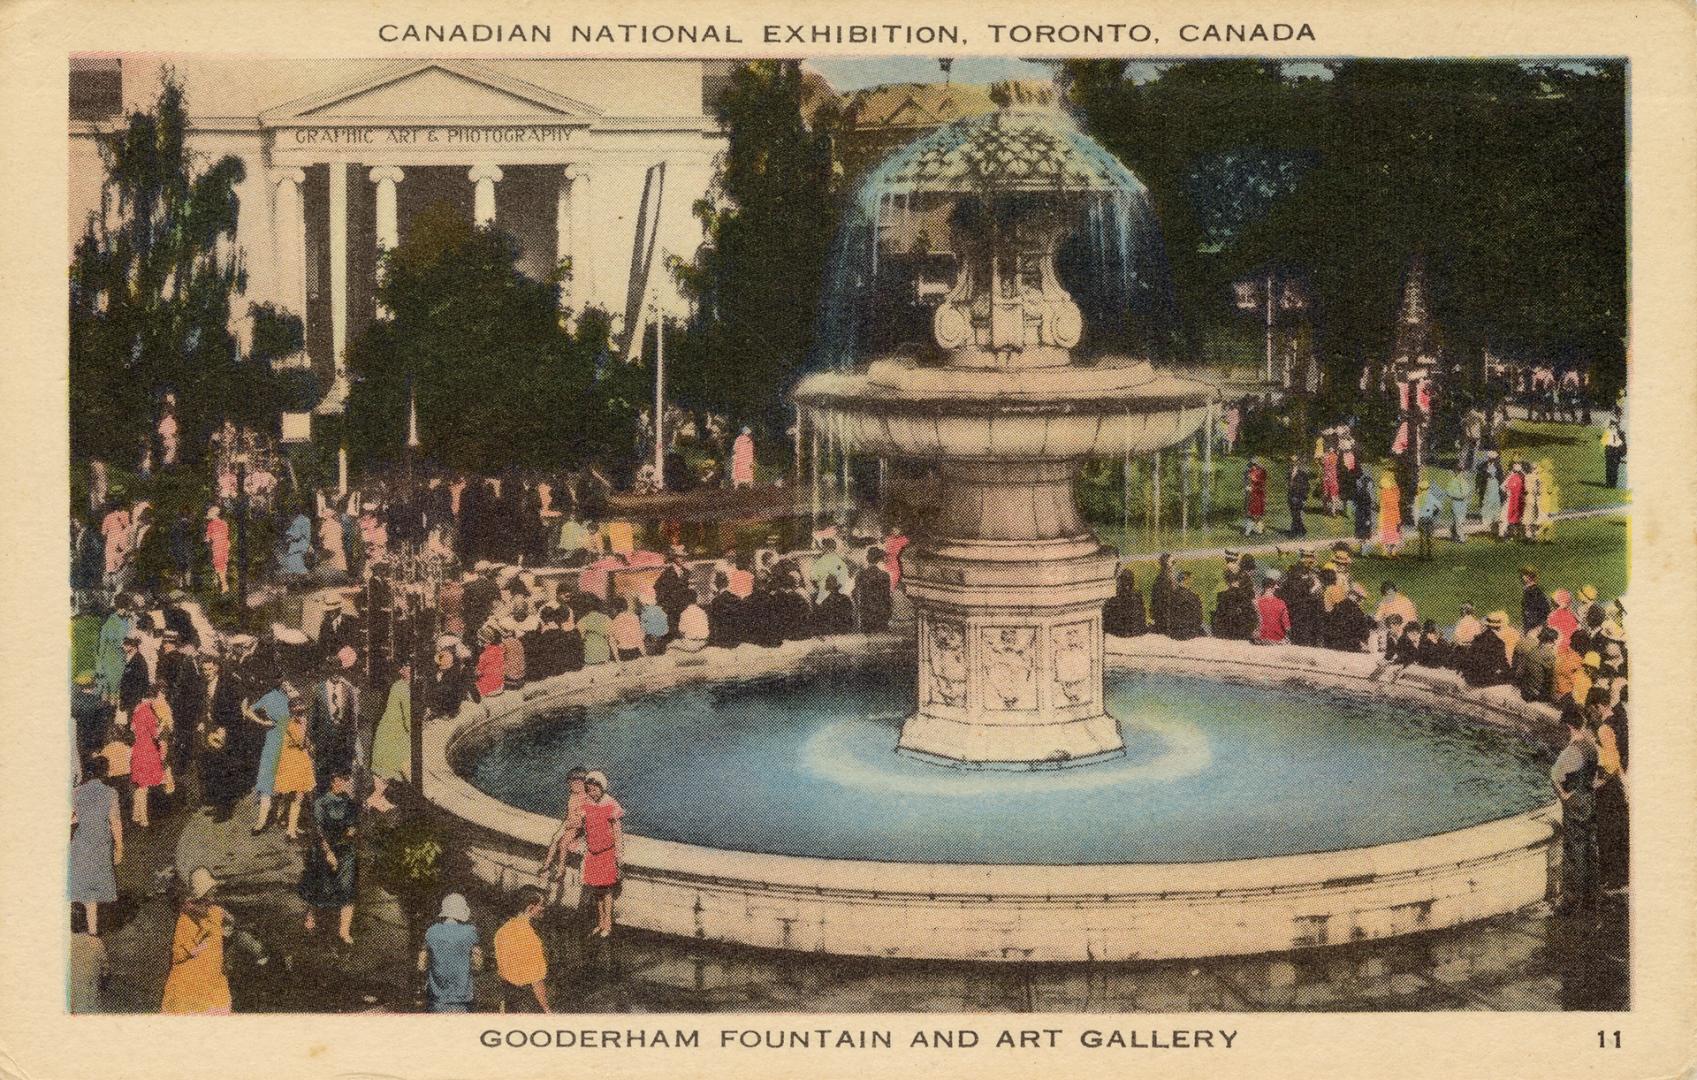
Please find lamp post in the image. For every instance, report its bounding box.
[651,287,665,490]
[233,449,250,613]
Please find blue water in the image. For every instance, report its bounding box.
[464,669,1554,865]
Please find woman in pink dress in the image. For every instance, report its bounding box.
[101,505,131,585]
[731,428,756,489]
[128,683,169,828]
[204,505,230,593]
[580,771,623,937]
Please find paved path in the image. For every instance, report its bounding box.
[136,787,1629,1012]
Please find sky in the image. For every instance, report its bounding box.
[802,57,1337,94]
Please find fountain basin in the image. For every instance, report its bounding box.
[427,635,1563,962]
[795,356,1215,461]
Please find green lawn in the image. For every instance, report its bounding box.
[1137,512,1627,630]
[1498,421,1629,511]
[1092,419,1627,557]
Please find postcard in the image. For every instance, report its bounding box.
[1,1,1694,1078]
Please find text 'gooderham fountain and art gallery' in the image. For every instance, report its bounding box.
[432,107,1562,963]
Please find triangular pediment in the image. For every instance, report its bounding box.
[261,60,600,123]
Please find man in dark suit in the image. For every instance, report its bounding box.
[197,653,247,822]
[117,636,150,722]
[309,652,363,793]
[318,595,362,667]
[155,631,201,798]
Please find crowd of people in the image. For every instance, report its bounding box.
[1231,409,1617,554]
[68,396,1627,1013]
[1103,544,1628,917]
[69,416,922,1013]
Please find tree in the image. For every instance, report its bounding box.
[346,202,628,476]
[69,68,279,465]
[1064,60,1627,427]
[674,61,838,436]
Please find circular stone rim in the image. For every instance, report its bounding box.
[425,635,1563,962]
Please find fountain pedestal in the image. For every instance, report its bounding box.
[791,105,1219,771]
[897,458,1123,768]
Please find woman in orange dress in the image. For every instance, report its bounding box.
[1377,469,1403,557]
[272,703,315,840]
[161,867,232,1014]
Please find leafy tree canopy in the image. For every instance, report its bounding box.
[346,202,632,477]
[1064,59,1627,412]
[672,60,839,437]
[69,68,282,465]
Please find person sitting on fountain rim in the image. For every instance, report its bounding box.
[671,590,710,653]
[1166,571,1205,641]
[1460,611,1515,687]
[706,572,744,649]
[814,576,856,636]
[852,547,893,634]
[1323,583,1375,653]
[1102,566,1148,638]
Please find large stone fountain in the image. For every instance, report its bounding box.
[432,106,1564,965]
[794,108,1219,769]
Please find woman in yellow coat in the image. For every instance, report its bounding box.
[1533,458,1560,543]
[271,703,315,840]
[1377,469,1403,557]
[161,867,232,1014]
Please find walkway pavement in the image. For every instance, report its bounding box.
[67,781,1626,1014]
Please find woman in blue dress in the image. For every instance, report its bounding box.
[69,758,122,935]
[299,771,359,945]
[278,507,311,578]
[1479,452,1505,540]
[245,683,294,835]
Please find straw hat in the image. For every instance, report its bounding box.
[1484,611,1510,630]
[1579,585,1598,603]
[1583,651,1601,669]
[1333,550,1352,566]
[188,866,219,899]
[74,671,96,687]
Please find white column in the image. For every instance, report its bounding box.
[370,165,404,251]
[469,162,503,227]
[369,166,404,319]
[271,167,307,320]
[555,165,574,309]
[564,163,593,305]
[329,161,348,373]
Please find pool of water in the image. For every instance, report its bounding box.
[462,668,1555,865]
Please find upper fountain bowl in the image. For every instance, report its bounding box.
[793,354,1216,461]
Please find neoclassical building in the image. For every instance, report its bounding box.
[69,56,728,399]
